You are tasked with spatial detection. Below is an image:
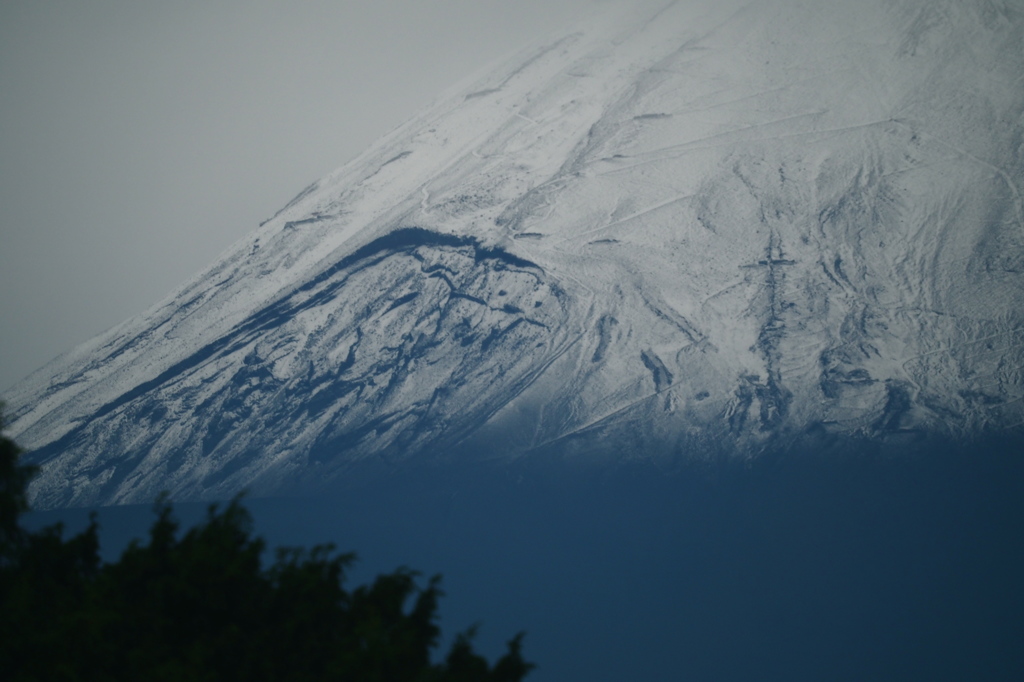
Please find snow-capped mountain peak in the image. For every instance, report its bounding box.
[6,0,1024,508]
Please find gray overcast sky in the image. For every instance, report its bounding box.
[0,0,602,392]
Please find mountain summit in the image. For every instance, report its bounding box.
[7,0,1024,508]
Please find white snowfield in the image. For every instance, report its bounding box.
[6,0,1024,508]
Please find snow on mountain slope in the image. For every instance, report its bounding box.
[5,0,1024,508]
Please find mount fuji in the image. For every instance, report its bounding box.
[6,0,1024,509]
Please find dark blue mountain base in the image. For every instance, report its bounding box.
[27,435,1024,682]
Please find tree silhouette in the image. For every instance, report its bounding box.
[0,407,533,681]
[0,404,36,563]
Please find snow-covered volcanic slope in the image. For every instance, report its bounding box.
[6,0,1024,508]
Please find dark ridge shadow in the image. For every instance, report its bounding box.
[26,227,544,475]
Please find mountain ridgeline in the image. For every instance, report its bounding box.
[5,0,1024,508]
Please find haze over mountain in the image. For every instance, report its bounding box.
[5,0,1024,509]
[0,0,600,394]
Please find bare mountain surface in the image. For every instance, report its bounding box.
[6,0,1024,508]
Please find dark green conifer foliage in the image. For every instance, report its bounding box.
[0,408,533,681]
[0,404,36,562]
